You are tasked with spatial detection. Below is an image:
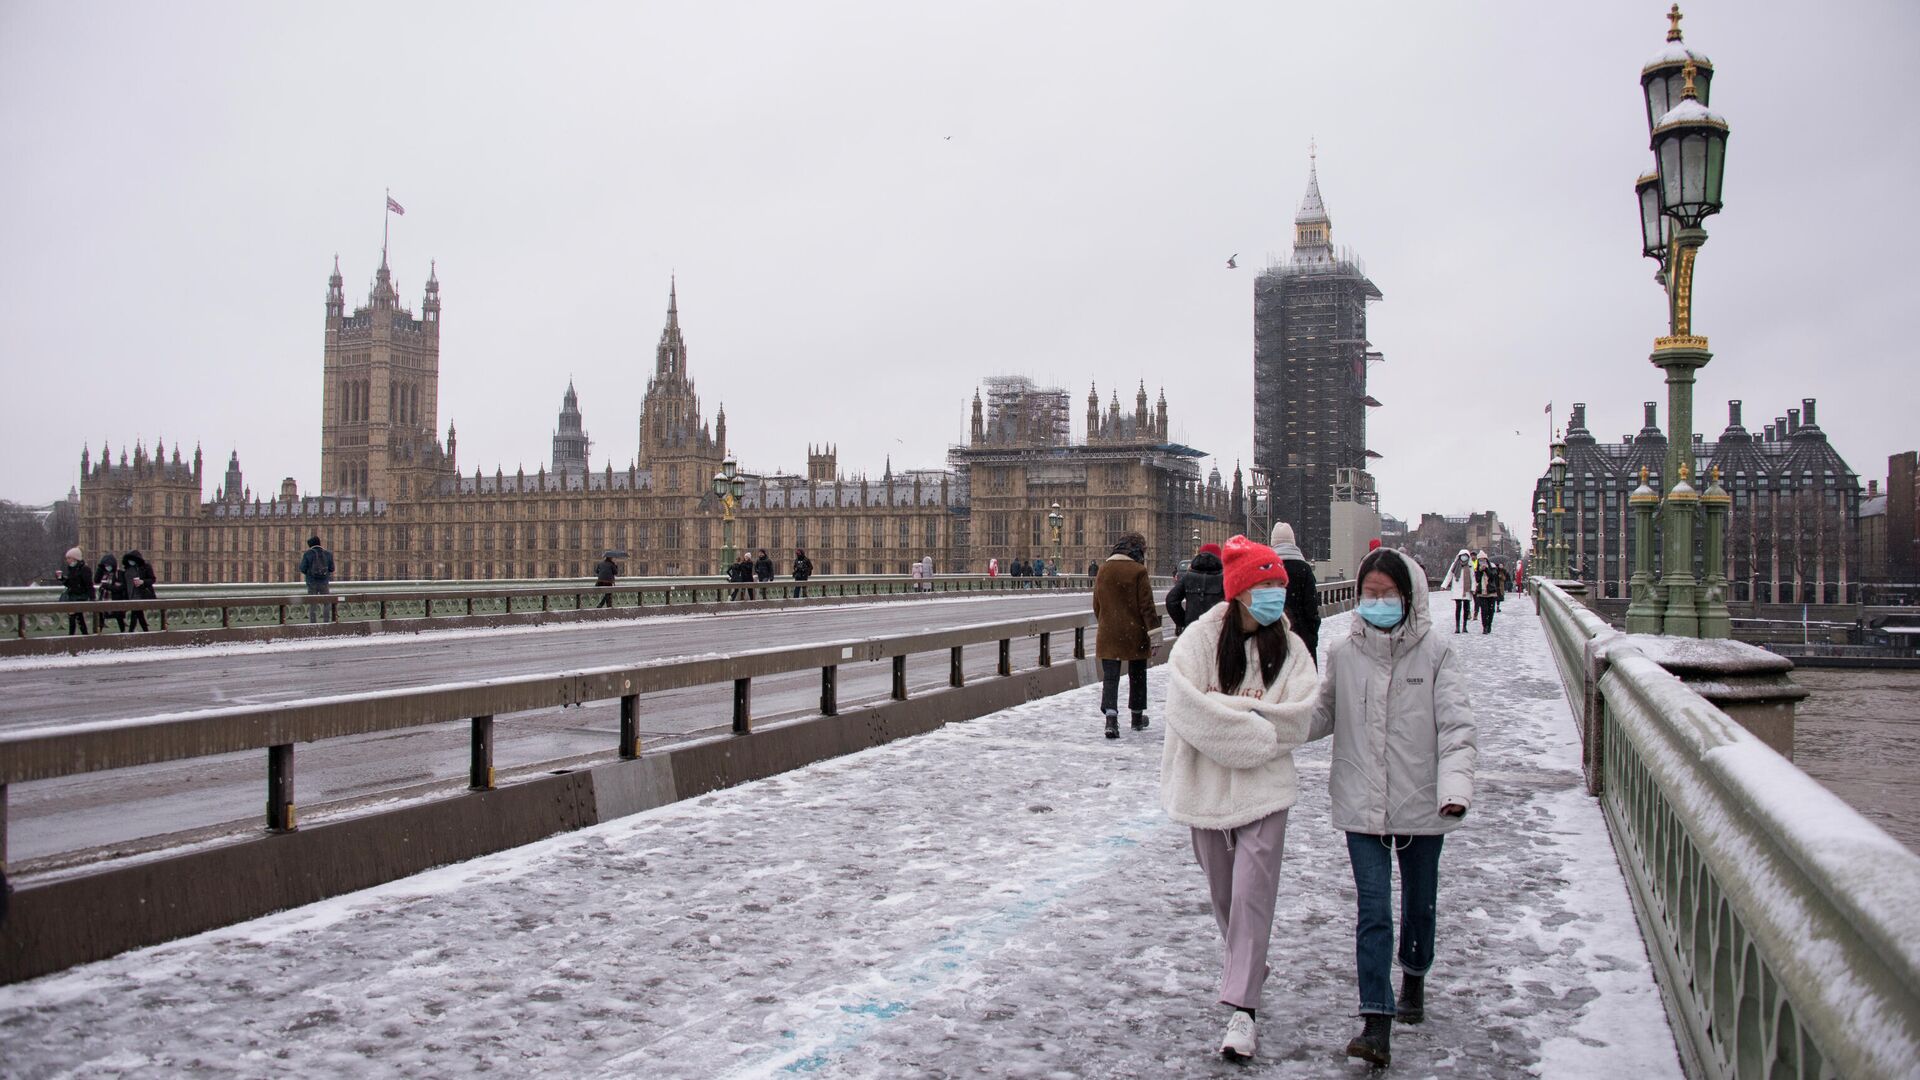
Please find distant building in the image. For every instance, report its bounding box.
[947,377,1238,575]
[1253,153,1383,563]
[78,257,1236,583]
[1531,400,1863,604]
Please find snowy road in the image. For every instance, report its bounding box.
[0,595,1681,1078]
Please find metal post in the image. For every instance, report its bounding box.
[1039,632,1052,667]
[892,655,908,701]
[1074,626,1086,659]
[267,744,295,832]
[619,694,640,759]
[733,677,752,734]
[998,638,1012,677]
[0,781,9,870]
[470,715,495,790]
[821,665,838,715]
[950,646,964,687]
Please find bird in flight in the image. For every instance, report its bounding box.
[1226,254,1238,269]
[943,135,953,141]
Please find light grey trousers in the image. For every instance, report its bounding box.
[1190,808,1291,1009]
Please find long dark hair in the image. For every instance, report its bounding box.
[1356,548,1414,629]
[1216,598,1290,691]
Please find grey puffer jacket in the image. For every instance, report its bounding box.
[1309,547,1476,835]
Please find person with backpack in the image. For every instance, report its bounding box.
[594,551,621,608]
[1160,535,1320,1062]
[1165,542,1225,635]
[300,535,335,623]
[120,550,157,632]
[792,548,814,597]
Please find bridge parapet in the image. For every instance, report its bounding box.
[1534,578,1920,1078]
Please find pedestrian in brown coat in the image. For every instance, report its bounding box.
[1093,531,1161,739]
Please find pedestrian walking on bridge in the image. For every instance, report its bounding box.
[121,550,156,632]
[1309,546,1477,1068]
[1440,550,1474,633]
[1269,522,1322,665]
[1161,535,1319,1062]
[59,548,92,635]
[300,535,335,623]
[594,551,621,608]
[1093,531,1160,738]
[792,548,813,597]
[92,552,127,634]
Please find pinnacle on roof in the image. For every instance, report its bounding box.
[1294,144,1329,225]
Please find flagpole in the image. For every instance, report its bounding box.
[382,187,390,265]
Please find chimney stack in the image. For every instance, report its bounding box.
[1643,401,1659,430]
[1788,409,1801,434]
[1729,400,1742,428]
[1869,479,1880,497]
[1802,398,1817,428]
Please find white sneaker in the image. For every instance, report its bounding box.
[1220,1010,1257,1060]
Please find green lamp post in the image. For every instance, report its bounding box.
[1626,467,1663,633]
[712,453,741,570]
[1635,4,1731,637]
[1549,434,1568,579]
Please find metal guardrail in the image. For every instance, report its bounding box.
[0,609,1102,860]
[0,573,1105,640]
[1531,579,1920,1079]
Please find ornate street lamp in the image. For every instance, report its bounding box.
[1632,3,1732,638]
[1048,502,1065,572]
[713,454,740,571]
[1550,434,1568,580]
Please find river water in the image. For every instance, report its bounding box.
[1792,667,1920,853]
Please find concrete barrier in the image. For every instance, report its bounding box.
[0,645,1156,984]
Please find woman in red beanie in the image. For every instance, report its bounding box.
[1159,534,1320,1062]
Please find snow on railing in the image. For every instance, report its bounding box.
[1533,579,1920,1079]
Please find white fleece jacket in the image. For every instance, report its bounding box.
[1159,602,1321,830]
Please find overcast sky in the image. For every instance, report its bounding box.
[3,1,1914,540]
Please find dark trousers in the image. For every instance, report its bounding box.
[1477,597,1497,632]
[67,609,89,635]
[794,582,808,597]
[597,587,614,608]
[127,607,149,632]
[93,607,126,633]
[1346,832,1445,1015]
[1452,598,1472,632]
[1100,658,1148,716]
[306,581,333,623]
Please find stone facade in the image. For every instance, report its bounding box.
[1531,399,1863,603]
[78,261,1234,584]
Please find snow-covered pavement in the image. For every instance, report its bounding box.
[0,595,1681,1078]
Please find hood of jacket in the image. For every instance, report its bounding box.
[1350,547,1432,652]
[1188,551,1223,574]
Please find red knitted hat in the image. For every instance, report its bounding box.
[1221,534,1288,599]
[1198,543,1222,558]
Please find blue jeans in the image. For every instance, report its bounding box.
[1345,832,1445,1015]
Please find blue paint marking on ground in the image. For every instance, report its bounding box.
[726,820,1166,1080]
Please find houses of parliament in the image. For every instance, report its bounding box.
[76,253,1244,583]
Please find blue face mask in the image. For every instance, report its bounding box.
[1357,597,1404,629]
[1246,586,1288,626]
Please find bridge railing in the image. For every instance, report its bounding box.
[0,572,1105,640]
[0,608,1106,861]
[1532,578,1920,1079]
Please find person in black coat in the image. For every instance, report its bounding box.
[93,552,127,633]
[1165,544,1226,635]
[1269,523,1322,666]
[792,548,814,597]
[121,550,157,632]
[60,548,92,635]
[594,553,620,608]
[754,549,774,585]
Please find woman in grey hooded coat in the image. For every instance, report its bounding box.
[1308,546,1477,1067]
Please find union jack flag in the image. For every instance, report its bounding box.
[386,196,406,215]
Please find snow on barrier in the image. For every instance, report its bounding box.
[1533,579,1920,1079]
